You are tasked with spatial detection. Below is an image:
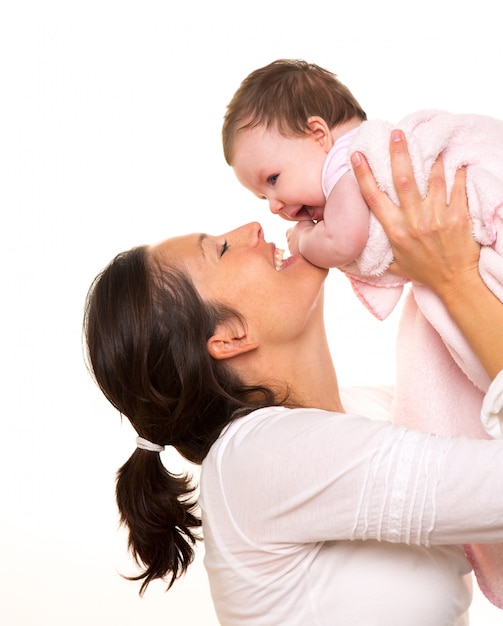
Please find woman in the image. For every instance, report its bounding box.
[84,135,503,625]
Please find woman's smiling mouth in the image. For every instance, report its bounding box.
[274,247,295,271]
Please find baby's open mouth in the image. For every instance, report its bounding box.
[294,205,316,220]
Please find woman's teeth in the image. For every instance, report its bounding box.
[274,248,289,271]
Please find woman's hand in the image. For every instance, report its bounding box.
[351,130,503,380]
[351,130,481,298]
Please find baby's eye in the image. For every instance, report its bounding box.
[267,174,279,186]
[220,240,229,257]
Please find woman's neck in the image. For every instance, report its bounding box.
[287,342,343,412]
[239,332,344,413]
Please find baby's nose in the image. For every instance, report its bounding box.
[268,198,284,215]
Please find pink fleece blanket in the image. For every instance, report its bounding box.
[344,110,503,608]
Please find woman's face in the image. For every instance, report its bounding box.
[149,222,328,344]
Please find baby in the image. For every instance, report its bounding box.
[223,58,503,608]
[223,58,503,396]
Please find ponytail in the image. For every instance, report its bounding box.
[116,449,200,595]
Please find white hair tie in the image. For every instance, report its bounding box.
[136,436,165,453]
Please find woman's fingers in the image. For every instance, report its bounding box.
[449,167,468,217]
[427,156,447,204]
[351,130,478,286]
[350,150,399,227]
[387,129,423,212]
[351,130,425,232]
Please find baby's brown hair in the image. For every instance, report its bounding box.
[222,59,367,164]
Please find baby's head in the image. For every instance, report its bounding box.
[222,59,367,165]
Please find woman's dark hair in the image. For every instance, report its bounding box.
[83,245,278,594]
[222,58,367,164]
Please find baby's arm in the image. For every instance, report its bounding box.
[289,172,371,268]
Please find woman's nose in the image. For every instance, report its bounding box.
[226,222,263,246]
[241,221,263,245]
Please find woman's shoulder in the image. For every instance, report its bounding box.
[205,406,333,466]
[206,403,385,472]
[214,405,328,448]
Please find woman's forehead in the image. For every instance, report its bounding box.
[149,233,204,262]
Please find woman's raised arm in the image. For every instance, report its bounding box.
[351,130,503,380]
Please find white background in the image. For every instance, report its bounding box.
[2,1,502,623]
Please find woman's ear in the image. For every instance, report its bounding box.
[306,116,333,152]
[207,321,259,361]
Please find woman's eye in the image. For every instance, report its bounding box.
[220,240,229,257]
[267,174,279,186]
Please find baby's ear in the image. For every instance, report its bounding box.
[306,116,333,151]
[207,321,259,361]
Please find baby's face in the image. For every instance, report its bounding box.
[231,124,328,223]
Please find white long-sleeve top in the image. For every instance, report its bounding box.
[199,379,503,625]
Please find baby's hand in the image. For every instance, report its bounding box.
[286,226,300,256]
[286,221,315,256]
